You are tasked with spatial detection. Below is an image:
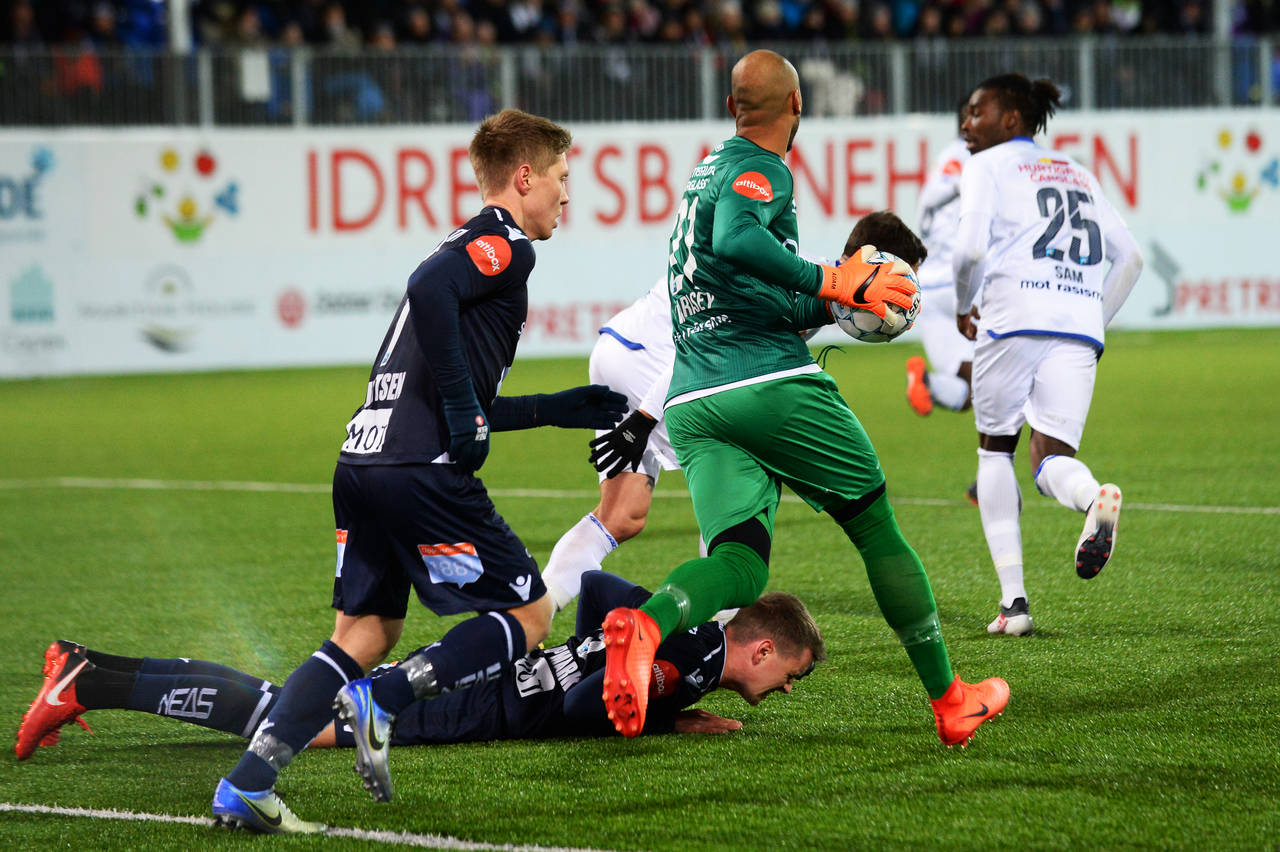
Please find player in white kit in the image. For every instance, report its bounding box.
[953,73,1143,636]
[540,277,684,614]
[906,101,974,423]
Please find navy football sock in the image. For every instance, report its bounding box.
[225,640,362,792]
[81,650,143,673]
[371,612,526,715]
[139,657,275,691]
[126,673,278,738]
[74,666,137,710]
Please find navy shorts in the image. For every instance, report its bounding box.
[331,462,544,619]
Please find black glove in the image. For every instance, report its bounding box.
[441,383,490,473]
[537,384,628,429]
[589,409,658,478]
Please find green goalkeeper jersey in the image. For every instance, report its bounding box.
[665,135,831,403]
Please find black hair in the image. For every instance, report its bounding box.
[843,210,927,268]
[974,72,1062,136]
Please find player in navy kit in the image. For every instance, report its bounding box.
[198,110,627,833]
[18,572,823,757]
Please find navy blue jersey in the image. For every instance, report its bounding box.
[386,574,728,745]
[339,206,535,465]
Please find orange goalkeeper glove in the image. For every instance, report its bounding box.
[817,245,917,318]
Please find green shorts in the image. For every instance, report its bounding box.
[665,371,886,544]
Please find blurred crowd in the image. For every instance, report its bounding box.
[4,0,1278,51]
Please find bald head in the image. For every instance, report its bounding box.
[731,50,799,117]
[728,50,802,154]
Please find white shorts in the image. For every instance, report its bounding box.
[971,334,1098,449]
[588,332,679,483]
[918,284,974,378]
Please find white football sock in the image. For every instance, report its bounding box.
[542,513,617,612]
[977,448,1025,607]
[927,371,970,411]
[1034,454,1100,513]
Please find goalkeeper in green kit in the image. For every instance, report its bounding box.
[600,49,1009,747]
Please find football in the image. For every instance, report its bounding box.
[830,250,922,343]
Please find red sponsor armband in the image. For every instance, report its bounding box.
[649,659,680,699]
[731,171,774,202]
[466,236,512,276]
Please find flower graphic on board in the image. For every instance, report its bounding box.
[1195,128,1279,214]
[133,147,240,243]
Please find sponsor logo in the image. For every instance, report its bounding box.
[336,529,348,577]
[508,574,532,602]
[851,266,879,305]
[1,328,68,361]
[76,265,255,354]
[9,265,53,323]
[277,288,305,328]
[731,171,773,201]
[274,288,403,328]
[362,691,386,750]
[941,158,963,177]
[963,702,991,718]
[418,542,484,587]
[46,658,88,706]
[234,792,283,828]
[651,659,679,697]
[0,146,54,245]
[466,236,512,276]
[1196,128,1279,213]
[157,686,217,720]
[133,147,240,243]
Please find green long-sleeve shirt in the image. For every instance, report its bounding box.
[666,136,830,402]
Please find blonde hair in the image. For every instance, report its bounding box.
[727,592,826,662]
[469,109,572,196]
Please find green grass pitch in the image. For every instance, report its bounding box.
[1,328,1278,850]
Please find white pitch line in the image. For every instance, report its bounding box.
[0,477,1276,515]
[0,802,624,852]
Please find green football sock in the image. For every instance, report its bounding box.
[840,493,954,699]
[640,541,769,638]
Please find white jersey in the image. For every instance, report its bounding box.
[598,277,674,417]
[954,138,1140,350]
[599,277,674,361]
[915,137,970,294]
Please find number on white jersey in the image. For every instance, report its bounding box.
[1031,188,1102,266]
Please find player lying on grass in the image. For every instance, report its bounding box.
[17,572,823,770]
[543,210,931,617]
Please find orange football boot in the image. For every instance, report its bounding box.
[601,607,661,738]
[905,356,933,416]
[930,676,1009,747]
[36,640,91,747]
[16,648,94,759]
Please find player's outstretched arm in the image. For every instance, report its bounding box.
[589,409,658,478]
[489,385,627,431]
